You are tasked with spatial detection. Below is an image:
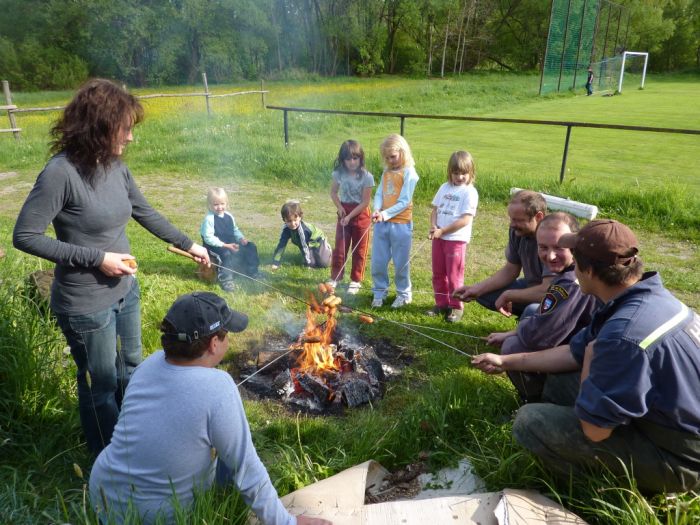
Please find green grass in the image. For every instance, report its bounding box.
[0,72,699,523]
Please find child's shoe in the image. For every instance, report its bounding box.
[426,306,447,318]
[220,281,236,292]
[347,281,361,295]
[446,308,463,323]
[371,297,384,308]
[391,296,412,309]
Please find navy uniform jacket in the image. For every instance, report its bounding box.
[512,265,598,351]
[570,272,700,434]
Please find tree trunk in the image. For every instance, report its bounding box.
[440,9,451,78]
[427,22,434,75]
[459,0,475,73]
[453,2,467,73]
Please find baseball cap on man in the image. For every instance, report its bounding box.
[558,219,638,266]
[163,291,248,342]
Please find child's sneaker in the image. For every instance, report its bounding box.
[391,296,412,309]
[446,308,463,323]
[371,297,384,308]
[220,281,236,292]
[347,281,361,295]
[426,306,447,318]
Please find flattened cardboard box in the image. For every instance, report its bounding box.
[252,460,588,525]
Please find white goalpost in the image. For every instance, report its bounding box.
[617,51,649,93]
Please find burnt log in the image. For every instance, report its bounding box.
[357,347,385,385]
[339,378,374,407]
[296,373,331,405]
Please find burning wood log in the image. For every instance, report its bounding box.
[296,372,332,405]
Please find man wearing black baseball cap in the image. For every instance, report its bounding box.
[472,220,700,494]
[90,292,330,525]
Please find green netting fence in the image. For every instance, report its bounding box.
[540,0,629,95]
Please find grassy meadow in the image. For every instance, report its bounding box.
[1,72,699,524]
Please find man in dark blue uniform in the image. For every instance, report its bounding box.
[484,212,598,403]
[472,219,700,493]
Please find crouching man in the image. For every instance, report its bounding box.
[484,212,599,403]
[472,220,700,494]
[89,292,330,525]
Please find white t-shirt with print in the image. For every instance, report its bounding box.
[431,182,478,242]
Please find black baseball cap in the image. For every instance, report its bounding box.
[162,292,248,343]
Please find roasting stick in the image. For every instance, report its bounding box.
[337,303,476,359]
[236,347,297,387]
[168,246,477,359]
[167,246,316,307]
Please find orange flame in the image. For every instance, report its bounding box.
[296,297,339,374]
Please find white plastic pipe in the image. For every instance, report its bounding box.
[510,188,598,220]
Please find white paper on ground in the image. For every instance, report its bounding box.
[250,460,588,525]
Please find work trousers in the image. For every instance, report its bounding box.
[513,373,700,494]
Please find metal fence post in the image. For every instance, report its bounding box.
[560,125,573,182]
[202,72,211,116]
[260,79,266,108]
[400,116,405,136]
[284,110,289,148]
[2,80,20,140]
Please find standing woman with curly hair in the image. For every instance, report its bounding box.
[13,79,210,454]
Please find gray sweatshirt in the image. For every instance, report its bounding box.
[89,351,295,525]
[13,154,193,315]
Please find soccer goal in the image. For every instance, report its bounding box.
[617,51,648,93]
[590,51,648,95]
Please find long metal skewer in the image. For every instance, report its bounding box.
[168,246,480,359]
[236,347,297,386]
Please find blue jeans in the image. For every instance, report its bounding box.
[476,277,534,317]
[55,279,142,454]
[371,221,413,300]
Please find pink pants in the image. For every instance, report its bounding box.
[432,238,467,309]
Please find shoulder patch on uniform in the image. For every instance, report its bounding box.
[685,312,700,347]
[549,284,569,299]
[540,292,558,314]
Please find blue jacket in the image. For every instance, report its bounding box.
[570,272,700,434]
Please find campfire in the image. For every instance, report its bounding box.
[236,285,399,413]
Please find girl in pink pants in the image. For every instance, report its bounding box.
[428,151,479,323]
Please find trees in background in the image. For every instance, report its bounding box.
[0,0,698,90]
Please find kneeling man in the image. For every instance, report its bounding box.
[484,212,598,402]
[473,220,700,494]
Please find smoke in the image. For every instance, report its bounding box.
[265,301,305,338]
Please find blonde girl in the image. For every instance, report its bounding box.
[329,140,375,294]
[371,134,419,308]
[428,151,478,322]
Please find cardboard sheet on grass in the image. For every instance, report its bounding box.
[258,460,588,525]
